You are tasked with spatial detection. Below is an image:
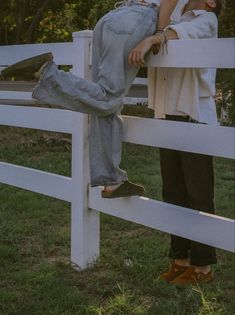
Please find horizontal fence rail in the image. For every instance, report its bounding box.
[123,116,235,159]
[1,38,234,69]
[1,105,234,159]
[0,78,148,106]
[0,42,74,66]
[148,38,235,68]
[0,162,73,202]
[89,187,235,252]
[0,105,76,133]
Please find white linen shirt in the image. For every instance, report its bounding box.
[145,0,189,22]
[170,0,189,23]
[148,10,218,125]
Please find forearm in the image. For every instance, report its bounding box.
[128,29,179,66]
[157,0,178,30]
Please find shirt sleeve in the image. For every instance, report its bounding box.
[168,12,218,39]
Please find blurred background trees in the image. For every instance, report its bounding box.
[0,0,234,124]
[217,1,235,125]
[0,0,116,44]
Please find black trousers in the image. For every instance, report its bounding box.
[159,116,217,266]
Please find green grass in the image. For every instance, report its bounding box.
[0,122,234,315]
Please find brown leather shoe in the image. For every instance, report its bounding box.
[170,267,214,286]
[1,52,53,80]
[102,180,145,198]
[159,262,190,283]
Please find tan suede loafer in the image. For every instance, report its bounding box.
[159,262,190,283]
[170,267,214,286]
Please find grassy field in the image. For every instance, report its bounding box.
[0,115,234,315]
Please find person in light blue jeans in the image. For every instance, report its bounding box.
[1,0,179,197]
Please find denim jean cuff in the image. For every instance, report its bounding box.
[169,249,189,260]
[190,256,217,266]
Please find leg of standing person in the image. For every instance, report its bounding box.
[159,146,192,282]
[170,149,217,285]
[159,117,217,285]
[180,151,217,265]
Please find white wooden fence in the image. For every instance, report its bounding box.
[0,31,234,269]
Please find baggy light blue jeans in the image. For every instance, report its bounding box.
[32,3,158,186]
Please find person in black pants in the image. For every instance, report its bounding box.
[128,0,222,285]
[159,116,217,285]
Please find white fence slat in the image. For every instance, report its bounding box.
[70,31,100,269]
[147,38,235,68]
[0,162,73,202]
[123,116,235,159]
[124,97,147,105]
[1,39,234,69]
[72,30,93,78]
[70,114,100,269]
[0,43,74,66]
[0,91,32,101]
[89,187,235,252]
[0,105,75,133]
[133,78,148,85]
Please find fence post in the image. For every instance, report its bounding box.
[70,30,100,270]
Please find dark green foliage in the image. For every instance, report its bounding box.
[0,1,234,123]
[0,0,116,44]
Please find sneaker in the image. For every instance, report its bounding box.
[102,180,145,198]
[1,52,53,81]
[170,266,214,286]
[159,262,190,283]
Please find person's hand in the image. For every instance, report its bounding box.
[128,37,153,67]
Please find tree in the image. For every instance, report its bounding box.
[0,0,234,124]
[217,1,235,125]
[0,0,116,44]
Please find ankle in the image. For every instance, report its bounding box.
[174,258,190,267]
[193,265,211,274]
[104,183,121,192]
[34,61,50,79]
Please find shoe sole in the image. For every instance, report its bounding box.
[102,190,145,198]
[102,181,145,198]
[1,52,53,80]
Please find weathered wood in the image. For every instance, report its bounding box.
[0,82,34,91]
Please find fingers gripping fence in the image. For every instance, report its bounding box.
[0,31,235,269]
